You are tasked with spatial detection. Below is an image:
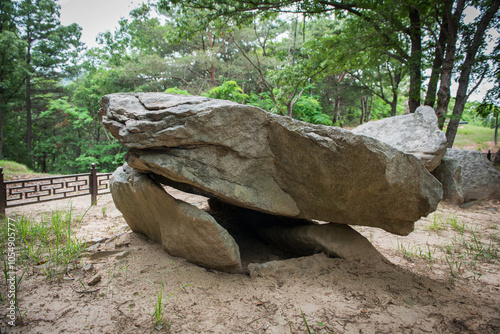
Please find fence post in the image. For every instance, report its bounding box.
[90,163,97,206]
[0,167,5,215]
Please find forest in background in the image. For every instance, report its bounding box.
[0,0,499,174]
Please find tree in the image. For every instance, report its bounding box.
[0,0,25,157]
[445,0,500,147]
[158,0,434,113]
[16,0,82,162]
[350,57,405,117]
[433,0,466,129]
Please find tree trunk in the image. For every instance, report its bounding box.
[435,0,465,130]
[408,8,422,113]
[390,90,398,116]
[26,74,32,155]
[287,102,293,117]
[208,31,215,86]
[366,95,373,122]
[26,24,33,160]
[360,98,366,124]
[446,0,500,147]
[0,96,4,158]
[424,7,448,108]
[333,97,341,124]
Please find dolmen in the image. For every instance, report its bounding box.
[100,93,443,273]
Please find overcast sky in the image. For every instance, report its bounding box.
[58,0,142,48]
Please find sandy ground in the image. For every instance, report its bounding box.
[1,189,499,334]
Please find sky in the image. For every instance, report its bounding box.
[58,0,143,48]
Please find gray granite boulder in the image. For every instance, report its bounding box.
[110,164,242,273]
[431,156,464,205]
[445,149,500,202]
[352,106,448,172]
[100,93,442,236]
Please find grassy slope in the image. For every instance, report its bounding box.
[453,124,499,152]
[0,160,45,181]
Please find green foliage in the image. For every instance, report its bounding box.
[459,101,494,127]
[293,96,332,126]
[205,81,249,103]
[248,92,276,112]
[31,98,125,173]
[474,102,500,126]
[165,87,191,95]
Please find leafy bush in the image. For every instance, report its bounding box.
[248,92,276,112]
[165,87,191,95]
[293,96,332,126]
[205,81,249,103]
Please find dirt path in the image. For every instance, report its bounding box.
[1,191,499,333]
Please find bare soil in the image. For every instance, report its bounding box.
[1,189,499,334]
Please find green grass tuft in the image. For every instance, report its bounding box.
[0,210,86,280]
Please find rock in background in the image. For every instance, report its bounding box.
[431,156,464,205]
[445,149,500,202]
[352,106,448,172]
[100,93,442,236]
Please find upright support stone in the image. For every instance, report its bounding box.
[110,164,242,273]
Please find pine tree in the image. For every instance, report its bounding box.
[16,0,82,164]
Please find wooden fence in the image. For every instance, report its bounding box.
[0,163,112,215]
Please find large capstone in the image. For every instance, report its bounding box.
[352,106,448,172]
[100,93,442,236]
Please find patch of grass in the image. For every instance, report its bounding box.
[299,309,334,334]
[152,279,167,329]
[426,215,443,232]
[445,255,463,287]
[397,241,418,260]
[417,243,436,263]
[462,230,499,261]
[151,281,193,330]
[0,209,86,280]
[0,160,33,174]
[439,221,499,286]
[447,215,465,235]
[453,124,498,150]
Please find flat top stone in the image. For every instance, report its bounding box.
[100,93,443,236]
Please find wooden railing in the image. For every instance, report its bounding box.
[0,164,112,215]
